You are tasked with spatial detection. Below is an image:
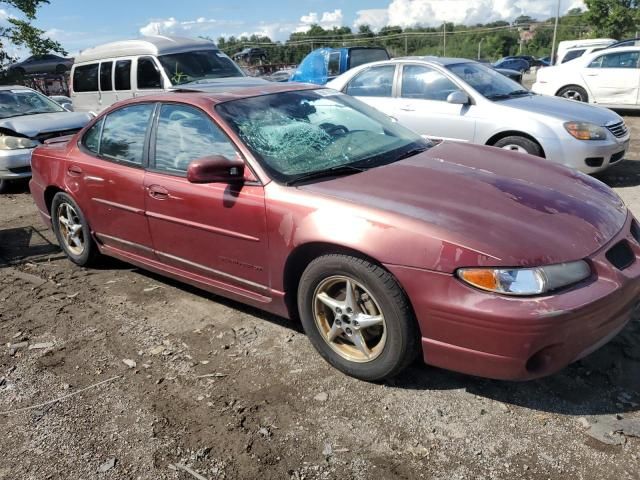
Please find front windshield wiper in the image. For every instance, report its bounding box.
[286,164,365,186]
[391,146,430,163]
[508,89,532,97]
[487,90,532,100]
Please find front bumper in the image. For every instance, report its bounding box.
[387,213,640,380]
[0,148,34,180]
[540,133,629,174]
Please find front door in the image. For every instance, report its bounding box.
[143,103,269,297]
[582,50,640,106]
[392,64,476,142]
[67,103,156,257]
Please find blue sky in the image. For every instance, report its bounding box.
[2,0,585,58]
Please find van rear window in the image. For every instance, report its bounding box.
[73,64,99,92]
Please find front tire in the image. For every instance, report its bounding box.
[51,192,98,266]
[298,254,420,381]
[557,85,588,103]
[0,178,10,194]
[493,135,542,157]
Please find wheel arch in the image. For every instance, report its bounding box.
[485,131,546,158]
[44,185,66,214]
[282,242,412,321]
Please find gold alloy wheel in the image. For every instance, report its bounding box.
[313,275,387,363]
[57,202,85,256]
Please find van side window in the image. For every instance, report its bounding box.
[73,64,99,92]
[137,57,162,89]
[100,62,113,91]
[115,60,132,91]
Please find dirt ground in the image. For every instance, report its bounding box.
[1,116,640,480]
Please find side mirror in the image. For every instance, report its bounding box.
[187,155,245,184]
[447,91,470,105]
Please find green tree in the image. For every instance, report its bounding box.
[584,0,639,38]
[0,0,65,65]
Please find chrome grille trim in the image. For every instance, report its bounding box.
[606,121,628,139]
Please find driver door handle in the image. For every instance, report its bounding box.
[67,165,83,177]
[148,185,169,200]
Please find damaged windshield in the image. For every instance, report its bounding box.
[0,88,64,119]
[215,89,428,184]
[158,50,245,85]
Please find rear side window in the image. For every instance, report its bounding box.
[561,49,585,63]
[589,51,640,69]
[348,49,390,69]
[137,57,162,89]
[82,118,103,154]
[73,64,99,92]
[99,62,113,91]
[345,65,395,97]
[115,60,132,90]
[153,104,238,174]
[98,104,154,165]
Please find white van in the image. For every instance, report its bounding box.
[555,38,615,65]
[71,35,245,113]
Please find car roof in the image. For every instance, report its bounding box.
[107,79,318,108]
[75,35,220,63]
[397,56,477,66]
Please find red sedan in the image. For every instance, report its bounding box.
[29,81,640,381]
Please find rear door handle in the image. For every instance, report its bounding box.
[67,165,82,176]
[148,185,169,200]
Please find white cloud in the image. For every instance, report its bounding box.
[139,16,242,37]
[355,0,585,30]
[295,9,344,33]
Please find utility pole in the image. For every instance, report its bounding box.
[550,0,561,65]
[478,37,484,60]
[443,23,447,56]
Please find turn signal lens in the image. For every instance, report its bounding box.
[564,122,607,141]
[457,261,591,296]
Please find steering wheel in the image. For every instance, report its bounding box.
[320,123,349,137]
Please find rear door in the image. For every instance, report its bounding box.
[67,103,155,257]
[392,63,476,142]
[581,50,640,105]
[143,103,270,297]
[344,64,399,119]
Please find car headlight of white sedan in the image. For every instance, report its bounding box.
[564,121,608,141]
[0,135,38,150]
[457,260,592,295]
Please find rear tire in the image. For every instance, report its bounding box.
[297,254,420,381]
[0,178,10,194]
[51,192,99,266]
[557,85,588,103]
[493,135,542,157]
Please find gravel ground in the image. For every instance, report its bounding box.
[1,114,640,480]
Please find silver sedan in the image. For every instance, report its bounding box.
[326,57,630,174]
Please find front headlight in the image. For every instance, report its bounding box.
[564,121,607,141]
[0,135,39,150]
[457,260,591,296]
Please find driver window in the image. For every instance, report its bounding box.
[153,104,240,175]
[401,65,460,101]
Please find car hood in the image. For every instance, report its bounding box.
[0,111,92,138]
[498,94,621,126]
[300,142,627,270]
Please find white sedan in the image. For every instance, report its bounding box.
[326,57,629,174]
[532,46,640,108]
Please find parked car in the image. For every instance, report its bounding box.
[233,48,267,63]
[29,82,640,381]
[7,54,73,77]
[504,55,545,67]
[327,57,629,173]
[556,38,615,65]
[289,46,390,84]
[71,35,245,114]
[532,46,640,109]
[538,57,551,67]
[49,95,73,111]
[493,57,529,73]
[0,86,92,193]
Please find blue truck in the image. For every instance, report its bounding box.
[289,46,390,84]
